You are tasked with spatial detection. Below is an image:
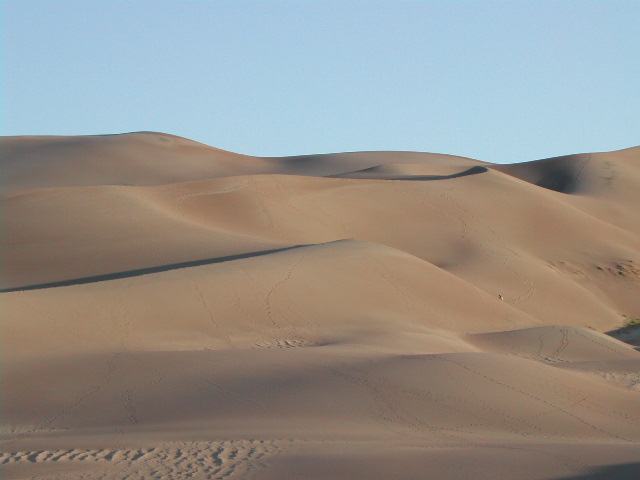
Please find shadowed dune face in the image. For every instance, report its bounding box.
[1,133,639,480]
[495,154,591,194]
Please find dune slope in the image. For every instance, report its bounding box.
[1,132,639,480]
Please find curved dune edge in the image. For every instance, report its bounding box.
[2,133,639,480]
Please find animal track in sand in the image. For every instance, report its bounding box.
[0,439,279,480]
[176,183,248,207]
[431,355,634,443]
[264,249,312,328]
[551,259,640,281]
[253,338,317,349]
[439,189,537,307]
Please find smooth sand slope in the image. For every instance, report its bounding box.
[1,132,639,479]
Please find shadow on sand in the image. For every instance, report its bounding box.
[399,165,488,181]
[549,462,640,480]
[1,245,303,293]
[329,165,488,180]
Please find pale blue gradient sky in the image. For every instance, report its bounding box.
[2,1,639,162]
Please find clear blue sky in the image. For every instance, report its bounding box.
[2,1,639,163]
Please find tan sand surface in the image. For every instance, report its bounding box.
[1,132,639,479]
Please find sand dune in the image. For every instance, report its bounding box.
[1,132,639,479]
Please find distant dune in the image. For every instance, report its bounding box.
[2,132,639,479]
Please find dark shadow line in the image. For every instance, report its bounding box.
[327,165,487,180]
[1,245,302,293]
[547,461,640,479]
[398,165,488,181]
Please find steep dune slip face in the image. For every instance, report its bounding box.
[1,133,640,480]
